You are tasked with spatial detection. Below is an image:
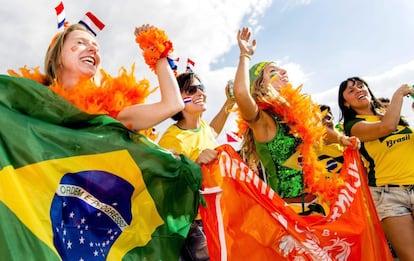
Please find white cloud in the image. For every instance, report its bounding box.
[280,0,313,12]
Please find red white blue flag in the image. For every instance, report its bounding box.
[55,1,66,29]
[186,58,195,72]
[78,12,105,36]
[183,96,192,104]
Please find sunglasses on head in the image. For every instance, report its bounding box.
[184,84,205,95]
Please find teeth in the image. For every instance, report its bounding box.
[81,57,95,65]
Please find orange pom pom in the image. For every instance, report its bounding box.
[135,27,173,72]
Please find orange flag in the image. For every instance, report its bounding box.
[200,144,393,261]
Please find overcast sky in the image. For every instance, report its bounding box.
[1,0,414,145]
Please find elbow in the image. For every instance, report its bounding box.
[176,100,185,112]
[383,123,398,134]
[233,86,244,98]
[169,100,185,115]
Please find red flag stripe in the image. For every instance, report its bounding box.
[55,1,64,15]
[55,1,66,29]
[78,12,105,36]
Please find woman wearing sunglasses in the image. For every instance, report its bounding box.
[158,72,235,261]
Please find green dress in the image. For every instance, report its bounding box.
[254,113,303,198]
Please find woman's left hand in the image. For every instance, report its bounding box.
[196,149,218,165]
[340,135,361,150]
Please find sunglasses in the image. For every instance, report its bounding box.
[184,84,205,95]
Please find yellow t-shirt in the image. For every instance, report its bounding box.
[158,119,218,161]
[346,115,414,186]
[159,119,218,220]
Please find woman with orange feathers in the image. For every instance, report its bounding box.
[232,27,359,214]
[9,23,184,134]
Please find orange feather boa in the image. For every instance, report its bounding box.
[8,65,158,140]
[237,83,347,203]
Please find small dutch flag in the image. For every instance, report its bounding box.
[55,1,66,29]
[186,58,195,73]
[78,12,105,36]
[183,97,192,104]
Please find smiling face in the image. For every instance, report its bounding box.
[59,29,101,88]
[182,77,207,115]
[341,79,372,112]
[255,62,289,92]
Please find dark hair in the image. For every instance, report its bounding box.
[378,97,390,103]
[171,72,202,121]
[338,77,379,124]
[338,76,408,128]
[319,104,332,115]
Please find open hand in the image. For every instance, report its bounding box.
[237,27,256,56]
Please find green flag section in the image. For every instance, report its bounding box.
[0,75,202,260]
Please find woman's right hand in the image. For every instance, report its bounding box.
[237,27,256,56]
[394,83,414,98]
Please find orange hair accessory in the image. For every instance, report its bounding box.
[135,27,173,72]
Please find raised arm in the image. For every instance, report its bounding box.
[232,27,276,142]
[351,84,413,142]
[233,27,257,122]
[116,25,184,130]
[209,81,236,135]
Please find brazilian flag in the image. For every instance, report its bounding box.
[0,75,201,260]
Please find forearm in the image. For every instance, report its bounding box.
[210,99,235,135]
[381,92,405,131]
[324,127,342,144]
[233,54,257,121]
[155,57,184,112]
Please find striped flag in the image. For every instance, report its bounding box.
[78,12,105,36]
[226,131,241,143]
[183,96,192,104]
[200,144,393,260]
[186,58,195,72]
[55,1,66,29]
[167,57,179,76]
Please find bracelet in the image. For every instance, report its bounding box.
[225,103,234,114]
[240,53,252,60]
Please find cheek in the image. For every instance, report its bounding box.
[70,46,79,52]
[342,95,351,107]
[269,74,279,82]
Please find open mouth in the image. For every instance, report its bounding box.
[80,56,96,66]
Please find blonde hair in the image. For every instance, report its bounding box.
[240,70,282,170]
[44,24,94,85]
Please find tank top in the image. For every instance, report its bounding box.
[254,113,303,198]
